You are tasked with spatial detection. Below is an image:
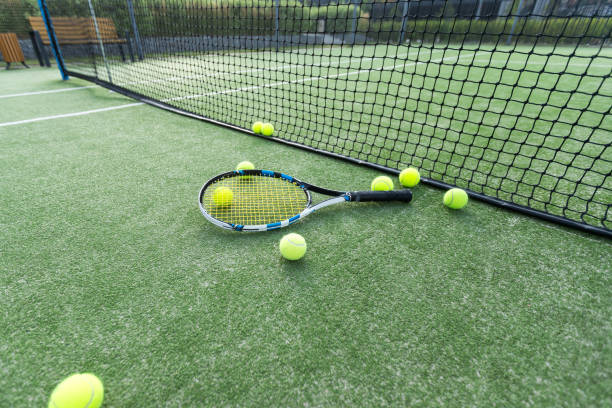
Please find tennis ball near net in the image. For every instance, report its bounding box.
[370,175,394,191]
[261,123,274,136]
[48,373,104,408]
[443,188,468,209]
[252,121,264,134]
[399,167,420,188]
[212,186,233,207]
[279,233,307,261]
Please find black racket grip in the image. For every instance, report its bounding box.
[348,189,412,203]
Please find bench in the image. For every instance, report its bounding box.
[29,16,133,62]
[0,33,29,69]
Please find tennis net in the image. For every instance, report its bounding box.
[39,0,611,235]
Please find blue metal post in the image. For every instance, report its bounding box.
[37,0,68,80]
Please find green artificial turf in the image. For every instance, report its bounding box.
[1,67,611,407]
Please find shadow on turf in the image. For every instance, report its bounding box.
[279,258,315,288]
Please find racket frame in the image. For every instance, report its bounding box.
[198,169,349,232]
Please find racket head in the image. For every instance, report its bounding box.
[199,170,312,231]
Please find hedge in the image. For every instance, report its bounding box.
[366,17,612,45]
[2,0,609,45]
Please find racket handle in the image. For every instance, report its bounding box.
[348,189,412,202]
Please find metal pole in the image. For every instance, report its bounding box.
[476,0,484,19]
[37,0,68,79]
[275,0,279,51]
[399,0,409,43]
[127,0,143,60]
[87,0,112,82]
[351,0,359,44]
[29,30,45,66]
[506,0,526,45]
[595,0,603,15]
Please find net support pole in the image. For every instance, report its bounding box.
[532,0,552,17]
[506,0,526,45]
[37,0,68,79]
[351,0,359,44]
[476,0,484,19]
[399,0,409,43]
[87,0,113,83]
[275,0,279,51]
[126,0,144,60]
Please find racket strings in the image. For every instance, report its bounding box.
[202,175,309,225]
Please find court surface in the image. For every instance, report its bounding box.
[1,66,610,407]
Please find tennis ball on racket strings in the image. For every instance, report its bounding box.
[443,188,468,209]
[262,123,274,137]
[236,161,254,171]
[212,186,233,207]
[48,373,104,408]
[399,167,420,188]
[236,160,255,180]
[279,233,307,261]
[371,175,394,191]
[252,121,264,134]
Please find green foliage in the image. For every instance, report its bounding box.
[367,16,612,45]
[50,0,94,17]
[129,0,316,36]
[4,0,610,44]
[130,0,365,37]
[0,0,39,38]
[104,0,365,37]
[310,3,362,34]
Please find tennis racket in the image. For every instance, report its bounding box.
[198,170,412,232]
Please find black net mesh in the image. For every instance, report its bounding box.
[41,0,611,235]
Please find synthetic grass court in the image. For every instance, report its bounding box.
[65,43,612,228]
[1,67,611,407]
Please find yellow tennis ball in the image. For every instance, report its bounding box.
[236,161,254,171]
[370,175,394,191]
[262,123,274,136]
[236,160,254,180]
[252,121,263,134]
[279,233,307,261]
[212,186,233,207]
[399,167,420,188]
[443,188,468,209]
[48,373,104,408]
